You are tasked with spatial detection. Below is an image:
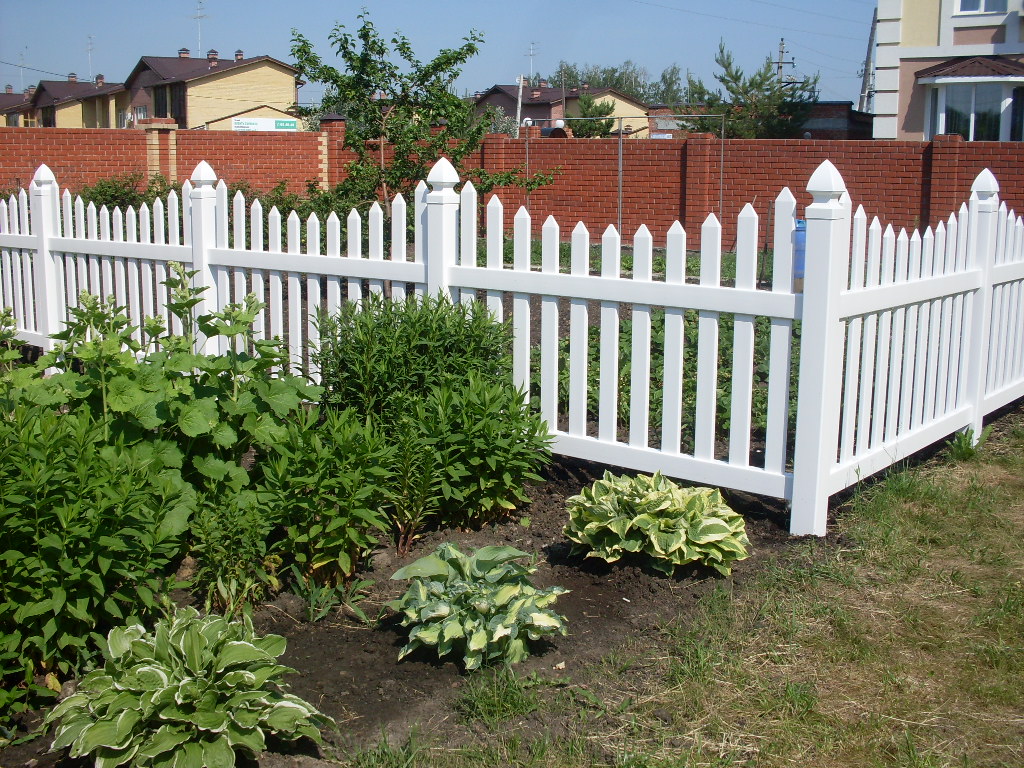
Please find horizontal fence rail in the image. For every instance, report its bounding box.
[2,158,1023,537]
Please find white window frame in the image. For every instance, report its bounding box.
[922,77,1024,140]
[955,0,1009,15]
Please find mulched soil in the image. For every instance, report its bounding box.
[0,453,793,768]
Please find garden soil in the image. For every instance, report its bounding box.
[0,455,792,768]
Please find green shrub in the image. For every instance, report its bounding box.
[0,406,194,681]
[75,172,179,212]
[259,405,393,584]
[389,544,568,670]
[313,294,512,426]
[44,607,332,767]
[564,471,750,576]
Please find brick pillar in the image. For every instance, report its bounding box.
[139,118,178,182]
[320,114,347,187]
[683,133,716,238]
[928,133,964,226]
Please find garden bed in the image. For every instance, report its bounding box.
[0,453,791,768]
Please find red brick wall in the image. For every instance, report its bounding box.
[0,127,148,191]
[175,131,324,191]
[4,126,1024,250]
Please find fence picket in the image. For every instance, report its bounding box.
[485,196,503,320]
[568,222,590,437]
[512,207,532,396]
[346,209,362,304]
[540,216,560,430]
[729,205,757,465]
[268,207,283,353]
[840,205,867,461]
[765,191,795,472]
[368,203,385,297]
[390,195,407,303]
[598,225,621,443]
[287,210,302,373]
[694,213,721,460]
[459,182,478,306]
[629,224,653,449]
[306,213,322,380]
[660,221,686,454]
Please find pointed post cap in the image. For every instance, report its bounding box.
[190,160,217,187]
[31,164,56,187]
[426,157,459,191]
[807,160,847,204]
[970,168,998,200]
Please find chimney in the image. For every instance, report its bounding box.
[570,86,579,95]
[531,88,541,99]
[25,86,36,98]
[234,49,244,61]
[207,49,219,66]
[539,80,549,88]
[68,72,78,83]
[95,74,105,86]
[4,84,11,94]
[178,47,190,58]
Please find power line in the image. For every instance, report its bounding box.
[735,0,865,25]
[0,59,68,79]
[629,0,863,41]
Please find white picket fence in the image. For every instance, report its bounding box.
[2,158,1024,537]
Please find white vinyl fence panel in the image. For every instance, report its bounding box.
[3,158,1023,538]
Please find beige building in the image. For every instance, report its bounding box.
[118,48,300,130]
[474,84,651,137]
[2,75,124,128]
[875,0,1024,140]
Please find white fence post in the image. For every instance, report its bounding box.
[964,169,999,440]
[30,164,62,350]
[188,161,219,354]
[790,161,851,536]
[425,157,459,301]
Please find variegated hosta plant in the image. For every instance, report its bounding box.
[44,607,332,767]
[389,544,568,670]
[564,471,750,576]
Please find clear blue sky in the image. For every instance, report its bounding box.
[0,0,876,107]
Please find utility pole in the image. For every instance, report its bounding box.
[525,42,538,85]
[859,8,878,113]
[772,38,796,81]
[194,0,208,55]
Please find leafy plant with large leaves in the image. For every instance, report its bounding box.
[0,405,194,684]
[44,607,332,767]
[390,544,568,670]
[564,471,750,576]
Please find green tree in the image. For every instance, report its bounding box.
[542,60,686,106]
[572,93,615,138]
[292,12,541,213]
[683,43,819,138]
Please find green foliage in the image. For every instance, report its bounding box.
[455,666,542,726]
[314,294,511,424]
[315,295,551,550]
[539,60,686,106]
[76,172,180,212]
[259,405,393,584]
[189,492,280,615]
[0,307,21,381]
[389,544,568,670]
[291,10,550,212]
[573,93,615,138]
[684,43,819,138]
[945,427,992,461]
[564,471,750,576]
[0,406,194,681]
[44,608,332,767]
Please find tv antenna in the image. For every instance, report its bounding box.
[525,42,539,83]
[87,35,94,80]
[194,0,208,55]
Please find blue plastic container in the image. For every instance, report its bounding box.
[793,219,807,280]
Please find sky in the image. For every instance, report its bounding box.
[0,0,877,108]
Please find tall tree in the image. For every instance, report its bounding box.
[572,93,615,138]
[542,60,686,106]
[684,43,819,138]
[292,13,517,212]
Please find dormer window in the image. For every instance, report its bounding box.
[957,0,1008,13]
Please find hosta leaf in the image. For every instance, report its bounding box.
[224,720,266,753]
[194,710,229,732]
[391,554,449,580]
[689,518,733,543]
[265,701,312,733]
[214,640,272,672]
[201,735,235,768]
[76,718,132,754]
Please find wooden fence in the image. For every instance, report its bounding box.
[2,158,1023,536]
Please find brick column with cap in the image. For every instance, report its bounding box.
[139,117,178,183]
[320,114,347,187]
